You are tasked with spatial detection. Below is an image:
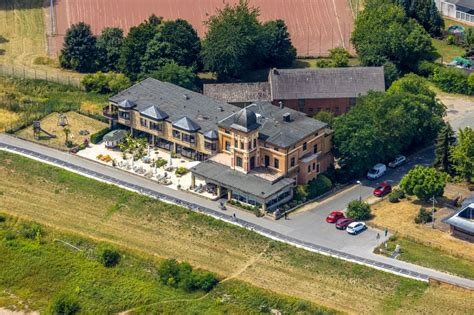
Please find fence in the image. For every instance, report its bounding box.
[0,63,83,89]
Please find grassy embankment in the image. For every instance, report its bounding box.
[371,198,474,280]
[0,151,474,314]
[0,77,107,132]
[0,215,334,314]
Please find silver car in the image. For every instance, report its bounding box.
[388,155,406,168]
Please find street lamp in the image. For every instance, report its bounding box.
[356,180,362,201]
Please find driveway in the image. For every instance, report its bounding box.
[1,134,474,290]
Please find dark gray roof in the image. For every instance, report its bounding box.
[444,202,474,234]
[118,99,136,109]
[103,129,127,142]
[109,78,240,135]
[191,160,294,199]
[453,0,474,12]
[219,102,327,148]
[462,196,474,209]
[172,116,201,132]
[231,108,260,132]
[140,105,169,121]
[203,129,218,140]
[269,67,385,100]
[203,82,271,103]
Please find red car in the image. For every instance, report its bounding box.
[373,183,392,197]
[326,211,345,223]
[335,218,354,230]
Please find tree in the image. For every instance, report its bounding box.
[261,19,296,68]
[81,72,131,94]
[145,62,198,91]
[465,27,474,50]
[59,22,97,73]
[392,0,444,36]
[201,0,262,79]
[346,200,371,220]
[432,66,471,95]
[351,0,434,73]
[383,61,400,88]
[400,166,447,201]
[96,27,124,72]
[434,123,456,173]
[159,19,201,69]
[313,111,335,128]
[328,47,350,67]
[119,15,162,80]
[450,127,474,182]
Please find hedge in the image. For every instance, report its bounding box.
[432,66,471,95]
[295,174,333,201]
[90,127,111,144]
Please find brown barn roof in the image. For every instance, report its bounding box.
[269,67,385,100]
[203,82,271,103]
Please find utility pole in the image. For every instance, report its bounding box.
[430,196,438,229]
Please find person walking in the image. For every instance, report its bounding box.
[233,213,236,220]
[376,233,380,240]
[384,228,388,237]
[284,212,288,220]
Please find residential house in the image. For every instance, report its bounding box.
[444,196,474,242]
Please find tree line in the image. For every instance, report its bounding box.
[59,0,296,89]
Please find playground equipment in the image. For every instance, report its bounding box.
[57,113,69,127]
[33,121,57,140]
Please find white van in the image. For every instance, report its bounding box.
[367,163,387,180]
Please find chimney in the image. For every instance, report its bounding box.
[279,101,283,109]
[218,106,224,112]
[273,68,279,75]
[183,94,189,100]
[283,113,291,122]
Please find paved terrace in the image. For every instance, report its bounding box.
[1,133,473,291]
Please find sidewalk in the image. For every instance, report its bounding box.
[1,133,473,290]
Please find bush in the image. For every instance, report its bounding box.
[154,158,167,168]
[48,293,80,315]
[90,127,111,144]
[81,72,131,94]
[20,223,42,240]
[446,34,456,45]
[346,200,371,220]
[175,167,188,176]
[415,60,436,77]
[388,189,405,203]
[158,259,219,292]
[0,214,5,223]
[294,174,333,201]
[189,271,219,292]
[414,207,432,224]
[433,66,471,95]
[400,166,447,201]
[97,245,121,267]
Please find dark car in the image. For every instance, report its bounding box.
[335,218,354,230]
[373,183,392,197]
[326,211,345,223]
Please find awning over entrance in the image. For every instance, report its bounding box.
[190,160,294,200]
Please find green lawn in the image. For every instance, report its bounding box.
[380,236,474,280]
[432,38,466,63]
[0,215,334,314]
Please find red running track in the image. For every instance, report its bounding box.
[52,0,354,57]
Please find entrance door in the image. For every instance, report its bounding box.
[264,155,270,167]
[250,156,255,169]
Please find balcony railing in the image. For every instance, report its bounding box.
[103,108,118,119]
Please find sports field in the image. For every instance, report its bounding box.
[52,0,354,57]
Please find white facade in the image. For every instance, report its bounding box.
[435,0,474,24]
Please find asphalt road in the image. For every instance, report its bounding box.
[1,134,473,290]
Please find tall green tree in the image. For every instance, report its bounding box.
[351,0,434,73]
[391,0,444,36]
[119,15,162,81]
[450,127,474,183]
[434,123,456,173]
[313,111,335,128]
[145,62,198,91]
[96,27,124,72]
[400,166,447,201]
[201,0,262,79]
[59,22,97,73]
[261,19,296,68]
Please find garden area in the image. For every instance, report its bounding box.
[15,111,108,151]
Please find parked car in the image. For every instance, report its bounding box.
[388,155,406,168]
[373,183,392,197]
[335,218,354,230]
[346,222,367,235]
[367,163,387,180]
[326,211,345,223]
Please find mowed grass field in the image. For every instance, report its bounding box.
[0,216,334,314]
[0,151,473,314]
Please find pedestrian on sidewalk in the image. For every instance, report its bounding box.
[384,228,388,237]
[233,213,236,220]
[376,233,380,240]
[284,212,288,220]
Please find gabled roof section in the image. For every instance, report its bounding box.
[203,129,218,140]
[269,67,385,100]
[172,116,201,132]
[118,99,136,109]
[140,105,169,121]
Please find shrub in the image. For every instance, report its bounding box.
[414,207,432,224]
[154,158,167,168]
[90,127,111,144]
[189,271,219,292]
[97,245,121,267]
[158,259,181,286]
[446,34,456,45]
[175,167,188,176]
[346,200,371,220]
[307,174,333,198]
[433,66,471,95]
[0,214,5,223]
[416,60,436,77]
[388,189,405,203]
[158,259,219,292]
[81,72,131,94]
[20,223,42,240]
[400,166,447,201]
[48,293,80,315]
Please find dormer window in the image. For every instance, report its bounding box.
[119,111,130,120]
